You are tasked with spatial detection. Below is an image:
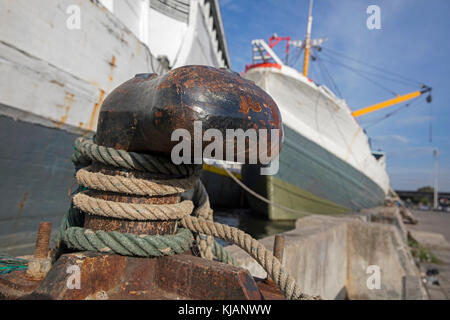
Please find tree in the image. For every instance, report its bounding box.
[413,186,434,205]
[417,186,434,193]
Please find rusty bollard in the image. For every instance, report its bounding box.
[89,65,283,236]
[27,222,52,279]
[2,66,285,300]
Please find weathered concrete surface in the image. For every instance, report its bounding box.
[227,212,426,300]
[406,210,450,300]
[363,207,408,241]
[228,215,349,299]
[346,219,420,299]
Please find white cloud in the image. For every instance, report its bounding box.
[373,135,409,144]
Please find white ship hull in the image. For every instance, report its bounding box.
[0,0,230,254]
[243,64,390,219]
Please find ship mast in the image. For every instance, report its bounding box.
[302,0,314,77]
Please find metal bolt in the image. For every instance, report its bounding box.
[27,222,52,280]
[34,222,52,258]
[273,235,285,263]
[265,235,285,284]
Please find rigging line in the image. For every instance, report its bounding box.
[319,55,398,96]
[317,58,342,98]
[314,49,343,98]
[321,47,421,86]
[319,50,418,89]
[309,59,316,81]
[310,60,320,84]
[319,51,418,89]
[316,58,328,87]
[293,48,304,68]
[364,100,415,129]
[222,167,312,216]
[363,97,421,129]
[366,97,421,128]
[287,49,298,67]
[310,53,324,84]
[288,47,304,68]
[429,98,433,143]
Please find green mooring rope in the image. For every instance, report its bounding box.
[0,255,28,275]
[211,239,236,266]
[51,137,232,263]
[63,227,194,257]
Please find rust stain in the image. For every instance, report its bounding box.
[5,191,30,249]
[18,192,28,211]
[56,92,75,128]
[89,80,101,89]
[154,111,162,126]
[88,89,106,131]
[239,95,262,114]
[108,55,116,82]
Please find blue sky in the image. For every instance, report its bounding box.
[219,0,450,191]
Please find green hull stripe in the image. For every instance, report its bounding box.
[267,175,349,220]
[242,126,386,220]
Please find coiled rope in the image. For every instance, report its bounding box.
[73,137,198,177]
[76,166,197,196]
[59,137,319,300]
[73,193,194,220]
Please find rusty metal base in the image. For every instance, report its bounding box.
[0,252,284,300]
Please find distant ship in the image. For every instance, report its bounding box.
[241,0,431,220]
[0,0,230,254]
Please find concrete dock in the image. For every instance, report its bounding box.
[227,207,427,299]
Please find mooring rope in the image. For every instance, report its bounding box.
[63,227,193,257]
[74,137,199,177]
[59,137,319,300]
[73,193,194,220]
[0,254,28,275]
[76,166,197,196]
[180,216,314,300]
